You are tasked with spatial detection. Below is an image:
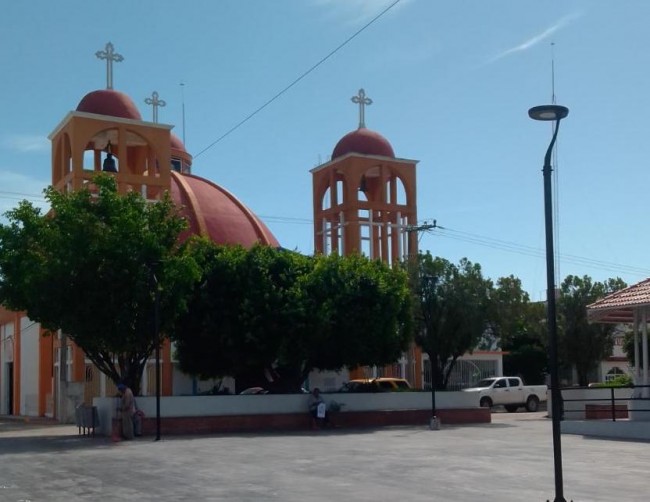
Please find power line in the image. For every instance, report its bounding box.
[253,213,650,277]
[426,225,650,277]
[193,0,403,159]
[0,190,46,201]
[258,214,312,225]
[2,187,646,277]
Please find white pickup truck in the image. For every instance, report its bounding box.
[462,376,548,412]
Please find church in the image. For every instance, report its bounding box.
[0,43,500,420]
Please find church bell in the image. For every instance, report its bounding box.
[102,141,117,172]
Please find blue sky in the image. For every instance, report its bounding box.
[2,0,650,299]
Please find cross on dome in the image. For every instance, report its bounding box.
[95,42,124,90]
[351,88,372,129]
[145,91,166,123]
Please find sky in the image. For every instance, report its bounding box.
[2,0,650,300]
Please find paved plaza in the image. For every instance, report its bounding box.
[0,412,648,501]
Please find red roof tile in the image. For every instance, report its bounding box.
[587,278,650,323]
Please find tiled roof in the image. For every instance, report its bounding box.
[587,278,650,324]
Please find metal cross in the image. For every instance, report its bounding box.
[145,91,166,123]
[351,88,372,129]
[95,42,124,90]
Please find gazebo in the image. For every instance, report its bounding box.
[587,278,650,402]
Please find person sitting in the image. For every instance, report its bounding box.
[307,388,329,429]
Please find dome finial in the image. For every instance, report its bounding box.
[145,91,166,123]
[351,88,372,129]
[95,42,124,90]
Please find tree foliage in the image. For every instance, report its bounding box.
[172,246,413,392]
[302,253,413,374]
[409,252,491,390]
[622,329,644,371]
[558,275,627,386]
[489,276,548,384]
[0,175,201,394]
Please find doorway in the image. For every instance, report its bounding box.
[6,362,14,415]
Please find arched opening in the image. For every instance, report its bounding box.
[358,208,371,257]
[63,133,72,176]
[388,174,407,205]
[322,186,331,210]
[336,179,344,205]
[605,367,627,382]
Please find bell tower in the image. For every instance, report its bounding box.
[48,43,172,200]
[311,89,418,264]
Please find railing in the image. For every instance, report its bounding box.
[559,384,650,422]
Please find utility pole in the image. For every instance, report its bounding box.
[405,220,441,429]
[405,220,439,234]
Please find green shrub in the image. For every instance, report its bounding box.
[591,374,633,388]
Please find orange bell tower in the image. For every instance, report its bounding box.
[49,43,172,201]
[311,89,423,386]
[311,89,418,264]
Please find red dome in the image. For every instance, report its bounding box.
[170,133,186,153]
[170,171,280,248]
[76,89,142,120]
[332,128,395,159]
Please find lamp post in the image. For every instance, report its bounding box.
[149,266,162,441]
[154,275,161,441]
[528,104,570,502]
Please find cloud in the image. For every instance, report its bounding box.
[1,134,49,153]
[486,13,582,64]
[314,0,410,25]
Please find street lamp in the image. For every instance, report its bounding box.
[149,265,162,442]
[528,104,570,502]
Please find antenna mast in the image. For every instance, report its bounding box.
[180,82,186,145]
[551,42,561,285]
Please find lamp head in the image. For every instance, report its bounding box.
[528,105,569,122]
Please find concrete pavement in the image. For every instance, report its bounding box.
[0,411,648,501]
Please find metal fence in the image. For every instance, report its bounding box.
[423,358,498,391]
[560,384,650,422]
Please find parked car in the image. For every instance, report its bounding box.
[338,378,411,393]
[462,376,547,412]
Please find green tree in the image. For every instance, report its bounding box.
[622,329,643,370]
[410,252,491,390]
[488,276,548,384]
[301,253,413,377]
[486,276,531,348]
[0,175,200,394]
[558,275,627,386]
[172,247,413,392]
[172,243,313,392]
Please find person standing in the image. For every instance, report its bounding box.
[307,388,328,429]
[117,383,135,439]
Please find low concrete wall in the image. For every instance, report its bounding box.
[585,404,628,420]
[94,391,483,436]
[562,420,650,441]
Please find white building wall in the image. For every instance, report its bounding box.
[19,317,40,416]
